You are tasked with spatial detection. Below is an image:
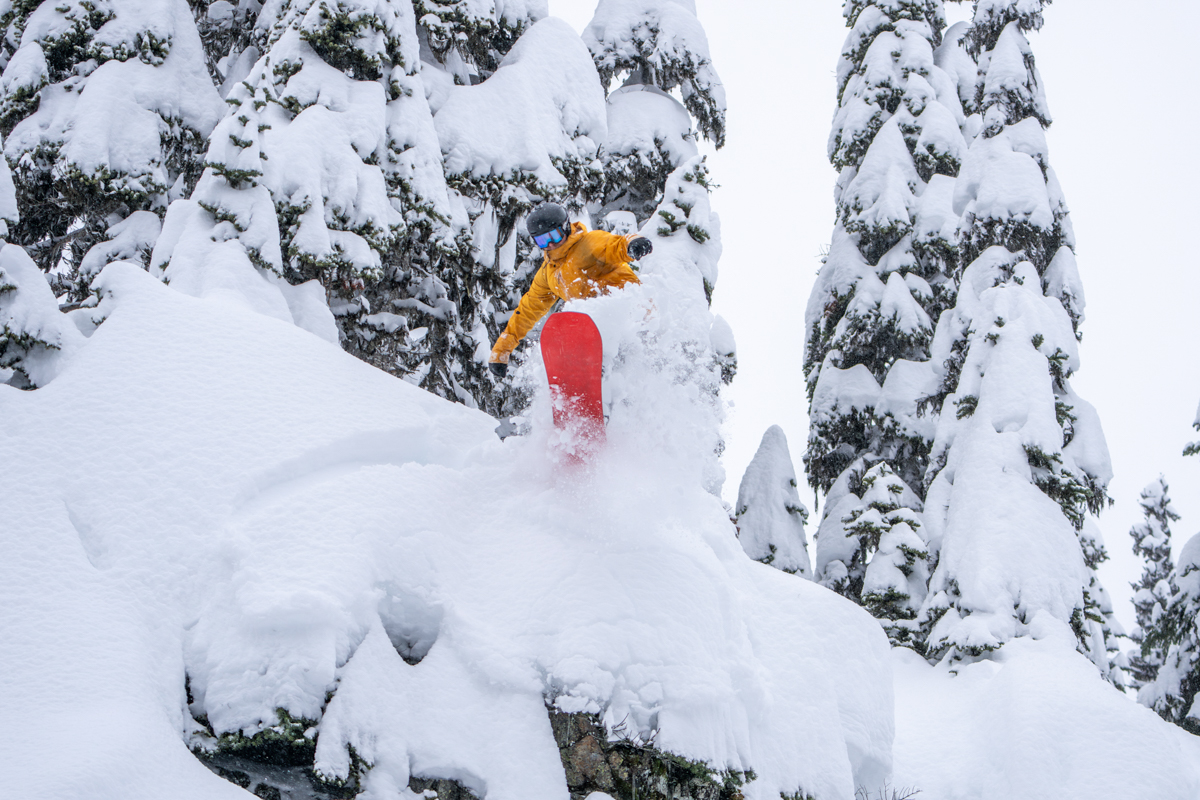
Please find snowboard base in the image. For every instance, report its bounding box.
[541,312,605,461]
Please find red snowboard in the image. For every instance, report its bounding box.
[541,312,605,456]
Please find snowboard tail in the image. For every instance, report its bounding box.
[541,312,605,456]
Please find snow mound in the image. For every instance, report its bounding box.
[0,263,893,800]
[892,614,1200,799]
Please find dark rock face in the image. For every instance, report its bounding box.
[194,709,359,800]
[407,775,480,800]
[197,705,752,800]
[548,710,751,800]
[200,753,352,800]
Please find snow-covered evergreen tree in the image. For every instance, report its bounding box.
[1128,477,1179,689]
[153,0,542,411]
[735,425,811,576]
[0,134,82,388]
[583,0,723,226]
[807,0,967,635]
[917,2,1116,673]
[815,461,929,649]
[807,0,966,494]
[416,0,542,81]
[150,0,736,418]
[1140,533,1200,734]
[191,0,265,96]
[585,0,724,147]
[0,239,82,387]
[857,463,929,647]
[0,0,223,297]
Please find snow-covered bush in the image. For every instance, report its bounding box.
[917,2,1117,674]
[0,0,223,296]
[814,460,930,650]
[735,425,811,576]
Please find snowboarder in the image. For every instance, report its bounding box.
[487,203,652,378]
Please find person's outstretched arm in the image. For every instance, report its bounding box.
[577,231,648,285]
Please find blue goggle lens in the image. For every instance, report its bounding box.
[533,226,567,249]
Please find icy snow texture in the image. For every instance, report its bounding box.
[0,263,894,800]
[735,426,811,576]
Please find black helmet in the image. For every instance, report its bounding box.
[527,203,569,237]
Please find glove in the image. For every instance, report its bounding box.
[627,237,653,260]
[489,361,508,379]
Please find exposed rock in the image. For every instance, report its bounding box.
[198,703,754,800]
[549,709,752,800]
[195,709,359,800]
[408,775,480,800]
[201,752,350,800]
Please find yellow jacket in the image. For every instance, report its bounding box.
[489,222,642,363]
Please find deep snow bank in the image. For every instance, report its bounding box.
[0,263,893,800]
[892,613,1200,799]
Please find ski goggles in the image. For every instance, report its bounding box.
[533,225,568,250]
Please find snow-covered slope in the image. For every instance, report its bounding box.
[892,614,1200,799]
[0,263,892,800]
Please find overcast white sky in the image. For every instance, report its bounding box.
[552,0,1200,632]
